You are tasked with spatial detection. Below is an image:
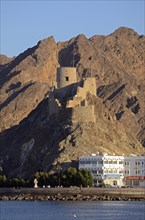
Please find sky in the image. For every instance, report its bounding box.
[0,0,145,57]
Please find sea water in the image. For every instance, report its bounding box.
[0,200,145,220]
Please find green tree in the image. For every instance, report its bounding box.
[0,175,7,187]
[80,169,93,187]
[66,167,78,186]
[34,172,50,187]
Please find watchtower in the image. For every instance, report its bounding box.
[56,67,77,89]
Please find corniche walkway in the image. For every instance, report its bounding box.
[0,187,145,201]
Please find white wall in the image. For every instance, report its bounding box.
[79,155,145,187]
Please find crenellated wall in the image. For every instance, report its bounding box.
[49,68,97,122]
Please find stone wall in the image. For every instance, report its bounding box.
[1,188,145,201]
[83,77,96,96]
[51,75,97,122]
[48,94,61,116]
[71,106,96,123]
[77,86,86,99]
[54,82,79,99]
[57,106,96,123]
[66,97,82,108]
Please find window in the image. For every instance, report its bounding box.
[98,170,103,174]
[65,76,69,81]
[110,171,112,174]
[104,161,108,164]
[98,161,103,165]
[92,170,97,174]
[119,161,123,164]
[135,170,140,174]
[86,161,91,164]
[80,161,85,164]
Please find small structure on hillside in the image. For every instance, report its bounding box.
[48,67,97,123]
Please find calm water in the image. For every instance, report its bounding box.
[0,201,145,220]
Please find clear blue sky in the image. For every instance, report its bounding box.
[0,0,144,57]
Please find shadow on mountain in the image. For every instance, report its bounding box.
[105,84,127,101]
[6,81,22,93]
[58,42,80,67]
[0,82,34,111]
[0,97,74,178]
[0,70,21,88]
[0,45,38,86]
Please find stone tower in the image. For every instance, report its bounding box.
[56,67,77,89]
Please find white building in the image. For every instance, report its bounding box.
[103,155,124,187]
[79,154,103,186]
[124,155,145,187]
[79,154,145,187]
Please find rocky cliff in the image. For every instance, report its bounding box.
[0,27,145,178]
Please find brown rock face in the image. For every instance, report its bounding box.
[0,36,59,130]
[0,82,49,130]
[0,27,145,178]
[0,54,14,72]
[0,54,13,65]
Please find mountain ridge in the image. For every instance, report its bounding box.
[0,27,145,178]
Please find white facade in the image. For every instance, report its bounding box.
[124,156,145,187]
[103,155,124,187]
[79,154,145,187]
[79,155,103,186]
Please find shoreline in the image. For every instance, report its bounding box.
[0,187,145,201]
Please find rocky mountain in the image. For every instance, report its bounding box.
[0,27,145,178]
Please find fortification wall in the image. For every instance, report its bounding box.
[56,67,77,89]
[83,77,96,96]
[66,97,82,108]
[54,82,79,99]
[48,94,61,116]
[58,106,96,123]
[76,86,86,99]
[71,106,96,123]
[57,108,72,123]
